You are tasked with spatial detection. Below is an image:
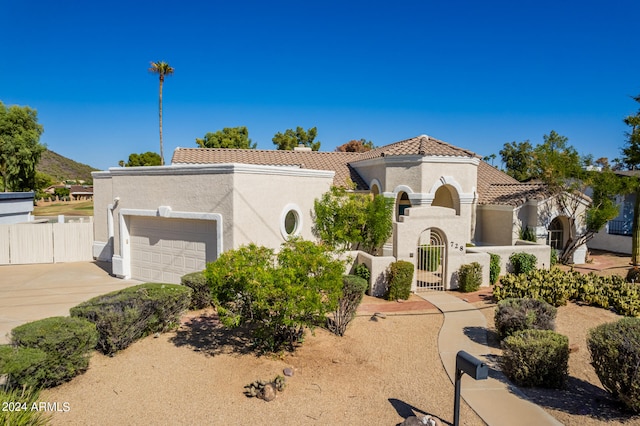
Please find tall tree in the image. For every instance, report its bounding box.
[620,94,640,265]
[499,140,534,181]
[335,139,374,153]
[0,101,45,192]
[149,61,174,165]
[272,126,321,151]
[196,126,256,149]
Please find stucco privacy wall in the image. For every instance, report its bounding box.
[0,192,34,224]
[469,241,551,275]
[588,230,631,254]
[92,164,334,280]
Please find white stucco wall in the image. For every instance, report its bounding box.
[0,192,34,224]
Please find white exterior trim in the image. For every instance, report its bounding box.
[113,207,223,280]
[280,203,303,240]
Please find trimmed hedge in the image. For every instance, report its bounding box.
[489,253,501,285]
[588,318,640,413]
[9,316,98,388]
[387,260,414,301]
[509,252,537,275]
[327,275,368,336]
[458,262,482,293]
[501,329,569,389]
[494,298,556,340]
[0,345,48,389]
[181,271,210,309]
[71,283,192,355]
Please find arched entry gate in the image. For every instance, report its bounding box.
[416,228,446,291]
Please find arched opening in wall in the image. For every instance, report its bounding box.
[547,216,567,250]
[371,184,380,197]
[432,184,460,215]
[396,191,411,221]
[416,228,446,291]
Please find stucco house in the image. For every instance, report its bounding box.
[93,135,582,291]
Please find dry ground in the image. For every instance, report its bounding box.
[39,251,640,425]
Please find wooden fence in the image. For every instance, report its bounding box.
[0,222,94,265]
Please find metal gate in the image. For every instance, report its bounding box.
[416,229,446,291]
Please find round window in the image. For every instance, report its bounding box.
[284,210,298,235]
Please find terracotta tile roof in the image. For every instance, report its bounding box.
[354,134,478,161]
[171,148,367,189]
[480,182,550,206]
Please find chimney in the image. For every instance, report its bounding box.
[293,144,312,152]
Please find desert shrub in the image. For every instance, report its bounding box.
[0,386,50,425]
[207,239,344,353]
[417,245,440,271]
[493,268,640,316]
[494,298,556,339]
[9,316,97,387]
[71,283,192,355]
[519,226,537,242]
[353,263,371,282]
[626,267,640,284]
[550,248,558,267]
[0,345,47,389]
[509,252,537,275]
[327,275,368,336]
[501,329,569,389]
[181,271,210,309]
[489,253,501,285]
[587,318,640,413]
[386,260,414,301]
[458,262,482,292]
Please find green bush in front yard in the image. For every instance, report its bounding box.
[0,345,48,389]
[587,318,640,413]
[494,298,556,339]
[501,329,569,389]
[489,253,501,285]
[353,263,371,282]
[509,252,537,275]
[71,283,192,355]
[9,316,98,387]
[386,260,414,301]
[181,271,210,309]
[458,262,482,293]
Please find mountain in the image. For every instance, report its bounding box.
[37,149,99,182]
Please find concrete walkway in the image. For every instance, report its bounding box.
[419,292,562,426]
[0,262,141,344]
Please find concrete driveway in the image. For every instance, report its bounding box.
[0,262,141,344]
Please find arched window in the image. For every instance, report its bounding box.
[548,217,564,250]
[396,191,411,221]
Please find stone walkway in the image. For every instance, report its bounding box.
[419,292,563,426]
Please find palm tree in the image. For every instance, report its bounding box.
[148,61,174,165]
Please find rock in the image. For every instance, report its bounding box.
[283,367,294,377]
[374,312,387,319]
[400,415,443,426]
[569,343,580,353]
[259,383,277,402]
[400,416,424,426]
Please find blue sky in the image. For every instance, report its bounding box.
[1,0,639,170]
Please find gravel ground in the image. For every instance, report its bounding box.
[41,306,484,426]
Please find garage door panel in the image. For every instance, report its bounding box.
[129,217,217,284]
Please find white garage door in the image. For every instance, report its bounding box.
[129,216,217,284]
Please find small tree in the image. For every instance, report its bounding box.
[313,186,393,254]
[121,152,162,167]
[327,275,368,336]
[335,139,375,153]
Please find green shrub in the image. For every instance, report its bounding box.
[386,260,414,301]
[626,267,640,284]
[71,283,192,355]
[0,345,48,389]
[417,245,440,271]
[10,316,97,387]
[509,252,537,275]
[353,263,371,282]
[0,386,51,425]
[501,329,569,389]
[489,253,501,285]
[519,226,537,242]
[458,262,482,293]
[587,318,640,413]
[550,248,558,267]
[327,275,368,336]
[494,298,556,339]
[181,271,210,309]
